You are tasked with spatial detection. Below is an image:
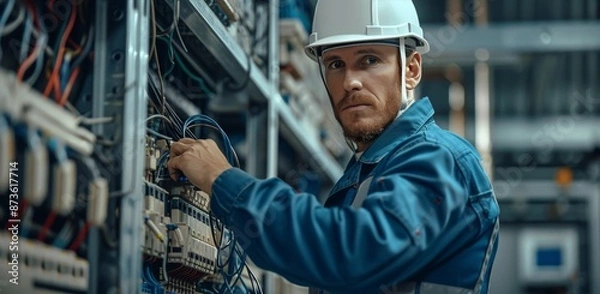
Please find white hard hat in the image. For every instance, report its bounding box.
[304,0,430,61]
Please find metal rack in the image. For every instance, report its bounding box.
[89,0,149,293]
[103,0,342,292]
[167,0,343,182]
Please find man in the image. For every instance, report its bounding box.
[168,0,499,293]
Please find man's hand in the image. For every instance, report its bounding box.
[167,138,232,194]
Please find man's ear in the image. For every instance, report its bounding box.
[405,51,422,90]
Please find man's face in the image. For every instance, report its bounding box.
[321,45,402,145]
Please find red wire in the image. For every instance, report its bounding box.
[16,2,40,82]
[37,211,57,242]
[16,45,42,82]
[43,2,78,100]
[68,222,90,251]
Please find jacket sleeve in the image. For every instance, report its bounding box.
[209,141,478,292]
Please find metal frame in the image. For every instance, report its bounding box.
[120,0,149,292]
[422,22,600,58]
[168,0,272,102]
[165,0,343,183]
[246,100,269,178]
[434,117,600,151]
[90,0,148,293]
[267,0,280,180]
[261,1,281,291]
[492,180,595,200]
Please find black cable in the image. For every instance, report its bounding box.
[147,74,187,139]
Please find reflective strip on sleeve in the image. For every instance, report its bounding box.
[351,176,374,208]
[381,282,473,294]
[475,218,500,293]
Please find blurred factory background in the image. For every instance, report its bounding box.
[280,0,600,293]
[412,1,600,294]
[0,0,598,293]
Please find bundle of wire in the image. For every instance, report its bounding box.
[147,76,261,293]
[182,114,239,166]
[203,224,263,294]
[5,0,94,107]
[180,115,260,293]
[147,73,194,140]
[142,262,165,294]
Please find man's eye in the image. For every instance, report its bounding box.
[328,60,344,69]
[363,57,379,66]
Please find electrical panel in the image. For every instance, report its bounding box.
[0,69,96,293]
[0,0,347,292]
[0,0,268,293]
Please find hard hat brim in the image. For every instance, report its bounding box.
[305,34,430,61]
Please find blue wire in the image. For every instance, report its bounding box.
[0,115,7,130]
[142,265,160,294]
[47,138,68,163]
[25,26,46,85]
[60,54,71,91]
[155,152,170,181]
[183,115,237,165]
[157,152,169,168]
[13,125,42,151]
[0,0,16,63]
[179,115,252,291]
[144,264,161,288]
[51,3,71,64]
[51,222,72,248]
[19,8,33,62]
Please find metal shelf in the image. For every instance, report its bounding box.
[168,0,343,183]
[169,0,273,102]
[275,94,343,182]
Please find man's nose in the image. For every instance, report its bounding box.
[343,69,363,92]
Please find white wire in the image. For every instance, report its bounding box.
[1,1,24,36]
[19,8,33,62]
[77,116,115,125]
[0,0,17,63]
[162,240,168,285]
[145,114,173,125]
[146,128,172,141]
[24,32,46,85]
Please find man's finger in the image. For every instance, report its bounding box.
[167,155,183,181]
[170,141,192,156]
[178,138,197,144]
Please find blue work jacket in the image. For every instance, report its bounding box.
[210,97,500,294]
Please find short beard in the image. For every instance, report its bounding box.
[344,127,385,144]
[343,116,396,144]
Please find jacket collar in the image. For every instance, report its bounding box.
[357,97,435,164]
